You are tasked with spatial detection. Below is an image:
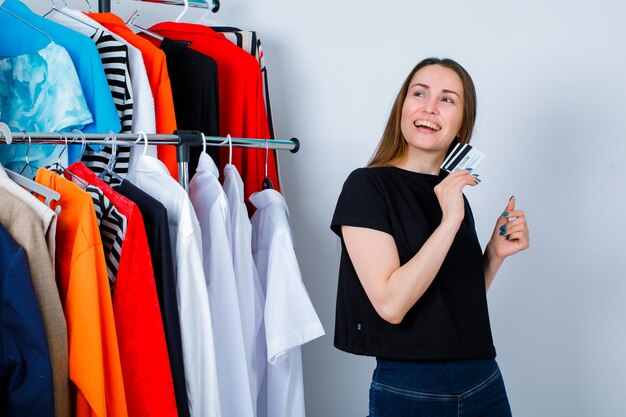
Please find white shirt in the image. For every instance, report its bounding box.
[0,163,57,264]
[126,155,221,417]
[250,189,325,417]
[189,154,254,417]
[223,164,265,415]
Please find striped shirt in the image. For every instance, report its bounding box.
[82,29,134,184]
[72,177,127,286]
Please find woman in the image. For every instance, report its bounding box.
[331,58,529,416]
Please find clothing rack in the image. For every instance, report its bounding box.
[0,129,300,191]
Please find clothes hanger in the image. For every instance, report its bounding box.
[0,123,61,209]
[261,138,274,190]
[72,129,87,162]
[4,165,62,209]
[1,4,53,44]
[133,130,149,156]
[126,1,165,41]
[82,0,92,13]
[227,133,232,165]
[125,0,142,25]
[174,0,189,22]
[17,131,40,176]
[49,132,91,187]
[44,0,98,31]
[0,122,11,145]
[98,130,125,183]
[195,0,220,26]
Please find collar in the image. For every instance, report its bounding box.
[249,189,289,214]
[150,21,223,39]
[87,12,132,34]
[195,152,219,179]
[129,155,172,176]
[0,163,8,180]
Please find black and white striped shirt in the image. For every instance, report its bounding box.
[82,29,134,184]
[74,178,127,285]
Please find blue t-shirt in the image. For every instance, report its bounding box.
[0,0,120,134]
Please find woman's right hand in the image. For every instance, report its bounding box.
[433,169,479,225]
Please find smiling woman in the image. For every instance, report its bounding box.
[330,58,529,417]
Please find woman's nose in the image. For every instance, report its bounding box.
[424,98,438,114]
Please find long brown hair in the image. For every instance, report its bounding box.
[368,58,477,167]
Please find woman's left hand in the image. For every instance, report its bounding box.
[488,196,529,259]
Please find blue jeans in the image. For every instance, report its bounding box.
[369,358,512,417]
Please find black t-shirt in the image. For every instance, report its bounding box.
[331,166,496,360]
[161,38,220,178]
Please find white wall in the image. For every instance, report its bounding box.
[32,1,626,416]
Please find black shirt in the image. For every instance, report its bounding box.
[331,167,496,360]
[160,38,220,178]
[114,180,190,417]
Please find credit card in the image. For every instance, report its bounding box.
[440,143,485,173]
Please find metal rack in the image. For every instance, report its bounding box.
[98,0,220,13]
[0,129,300,191]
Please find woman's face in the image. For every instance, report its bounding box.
[400,64,465,156]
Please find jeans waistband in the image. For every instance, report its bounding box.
[373,358,499,395]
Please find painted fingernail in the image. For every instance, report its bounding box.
[475,178,481,183]
[501,212,509,217]
[499,230,507,236]
[472,173,480,177]
[509,195,514,201]
[466,168,473,171]
[500,225,507,231]
[506,235,510,240]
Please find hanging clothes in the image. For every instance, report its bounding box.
[0,41,93,177]
[0,223,54,417]
[157,37,220,177]
[0,163,57,263]
[223,163,265,412]
[47,8,157,180]
[250,189,325,417]
[189,153,254,417]
[0,189,66,417]
[147,22,280,204]
[88,12,179,179]
[34,168,128,417]
[114,179,190,417]
[211,27,275,139]
[68,162,178,417]
[0,0,119,134]
[126,155,221,417]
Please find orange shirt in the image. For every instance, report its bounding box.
[35,168,128,417]
[87,12,178,180]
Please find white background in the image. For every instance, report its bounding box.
[26,1,626,416]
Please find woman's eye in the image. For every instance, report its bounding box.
[413,91,425,97]
[441,97,454,104]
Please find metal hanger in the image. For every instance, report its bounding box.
[1,4,53,44]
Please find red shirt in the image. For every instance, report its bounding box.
[145,22,280,206]
[67,163,178,417]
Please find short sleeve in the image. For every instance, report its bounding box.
[330,168,392,238]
